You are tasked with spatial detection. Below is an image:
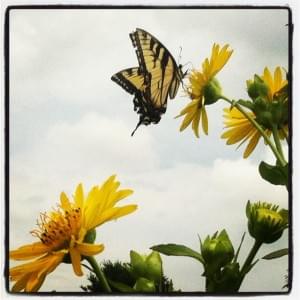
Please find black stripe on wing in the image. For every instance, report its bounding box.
[111,67,144,95]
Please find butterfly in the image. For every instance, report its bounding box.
[111,28,186,136]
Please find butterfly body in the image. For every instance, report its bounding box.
[111,28,184,135]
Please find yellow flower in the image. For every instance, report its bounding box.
[9,175,137,292]
[177,43,233,137]
[261,67,288,101]
[221,107,288,158]
[221,67,288,158]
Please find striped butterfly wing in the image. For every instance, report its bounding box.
[130,28,183,109]
[111,67,145,95]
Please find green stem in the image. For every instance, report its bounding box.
[220,96,286,167]
[85,256,112,292]
[272,125,287,164]
[238,239,262,288]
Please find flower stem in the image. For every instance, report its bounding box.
[220,96,286,167]
[238,239,262,288]
[85,256,111,292]
[272,125,287,164]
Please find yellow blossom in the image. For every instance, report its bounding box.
[262,67,288,101]
[221,67,288,158]
[9,175,137,292]
[177,43,233,137]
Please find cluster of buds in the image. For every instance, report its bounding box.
[245,68,288,133]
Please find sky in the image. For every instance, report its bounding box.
[8,8,289,293]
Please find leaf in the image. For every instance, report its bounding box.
[259,161,288,186]
[233,232,246,263]
[150,244,204,264]
[262,248,288,260]
[108,279,135,292]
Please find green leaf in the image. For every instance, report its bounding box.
[259,161,288,186]
[108,279,135,292]
[262,248,288,260]
[233,232,246,263]
[151,244,204,264]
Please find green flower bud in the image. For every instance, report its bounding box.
[206,262,241,292]
[145,251,162,283]
[246,201,288,244]
[134,278,156,292]
[130,250,162,283]
[269,100,288,128]
[201,229,234,273]
[203,78,222,105]
[247,75,269,100]
[130,250,147,279]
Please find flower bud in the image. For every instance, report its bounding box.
[246,201,288,244]
[203,78,222,105]
[247,75,269,100]
[130,250,147,279]
[130,250,162,283]
[145,251,163,282]
[201,229,234,273]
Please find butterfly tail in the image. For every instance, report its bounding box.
[131,119,143,136]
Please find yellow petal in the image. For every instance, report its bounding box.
[76,242,104,256]
[12,274,30,292]
[243,131,261,158]
[90,205,138,229]
[10,242,49,260]
[175,99,199,118]
[70,247,83,276]
[180,110,196,132]
[75,183,84,208]
[60,192,71,211]
[192,109,201,138]
[109,189,134,205]
[263,67,273,90]
[274,67,283,93]
[201,106,208,135]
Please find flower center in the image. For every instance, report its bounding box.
[31,207,81,250]
[257,208,282,223]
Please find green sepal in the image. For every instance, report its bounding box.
[134,278,156,292]
[151,243,204,263]
[259,161,288,186]
[130,250,147,279]
[145,251,162,282]
[83,229,97,244]
[203,78,222,105]
[262,248,288,260]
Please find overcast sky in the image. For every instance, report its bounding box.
[9,8,289,292]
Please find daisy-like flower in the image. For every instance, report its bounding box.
[221,67,288,158]
[177,43,233,137]
[9,175,137,292]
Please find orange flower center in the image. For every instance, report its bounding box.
[31,207,81,250]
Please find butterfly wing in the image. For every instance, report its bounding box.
[130,28,183,108]
[111,67,145,95]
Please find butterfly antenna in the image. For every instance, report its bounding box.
[131,119,143,136]
[177,46,183,65]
